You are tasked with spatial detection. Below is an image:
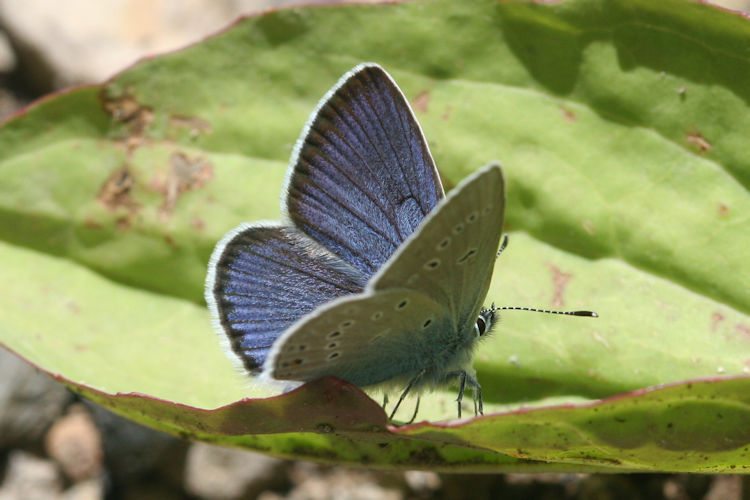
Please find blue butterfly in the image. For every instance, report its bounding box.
[206,64,593,422]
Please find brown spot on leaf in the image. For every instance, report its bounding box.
[441,105,452,121]
[170,114,212,137]
[100,91,154,141]
[66,301,81,315]
[83,218,103,230]
[191,217,206,230]
[685,130,712,153]
[412,91,430,113]
[735,323,750,339]
[97,167,139,216]
[164,233,178,248]
[102,94,140,122]
[115,216,132,231]
[560,106,576,122]
[548,265,572,308]
[710,312,725,332]
[718,203,729,216]
[156,152,214,218]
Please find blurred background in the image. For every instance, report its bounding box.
[1,1,749,499]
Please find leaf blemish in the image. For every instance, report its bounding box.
[169,114,212,137]
[559,106,576,122]
[735,323,750,339]
[548,264,572,308]
[441,105,452,121]
[191,217,206,230]
[710,312,725,332]
[412,90,430,113]
[155,152,214,219]
[100,90,154,140]
[685,130,712,153]
[164,234,178,248]
[97,166,140,219]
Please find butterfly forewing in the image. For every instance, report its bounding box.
[207,225,366,373]
[373,165,505,328]
[286,64,444,279]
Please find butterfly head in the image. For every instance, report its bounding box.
[474,304,497,339]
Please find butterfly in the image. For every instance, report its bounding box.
[205,63,594,422]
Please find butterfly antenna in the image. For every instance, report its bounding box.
[494,237,597,317]
[496,306,598,317]
[496,234,509,258]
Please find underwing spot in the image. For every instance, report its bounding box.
[291,358,304,366]
[466,211,478,223]
[437,237,451,251]
[369,328,391,344]
[339,320,355,329]
[424,258,440,270]
[327,331,342,339]
[371,311,384,321]
[327,352,340,361]
[396,299,409,310]
[298,344,307,351]
[483,205,492,215]
[452,223,465,235]
[326,342,339,350]
[422,318,432,329]
[457,248,477,265]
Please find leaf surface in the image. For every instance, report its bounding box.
[1,0,748,471]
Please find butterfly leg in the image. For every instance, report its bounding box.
[389,370,425,421]
[465,374,483,416]
[382,393,389,410]
[447,370,483,418]
[455,371,467,418]
[405,397,421,425]
[445,370,468,418]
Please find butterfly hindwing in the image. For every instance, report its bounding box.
[266,289,451,387]
[285,64,444,279]
[206,225,366,373]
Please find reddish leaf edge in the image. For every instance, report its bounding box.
[4,343,749,437]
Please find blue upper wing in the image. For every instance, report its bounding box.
[285,64,444,279]
[206,225,366,373]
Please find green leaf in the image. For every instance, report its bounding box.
[1,0,749,471]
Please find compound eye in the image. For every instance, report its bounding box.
[475,316,487,336]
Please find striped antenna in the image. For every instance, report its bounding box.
[496,306,597,317]
[494,235,598,318]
